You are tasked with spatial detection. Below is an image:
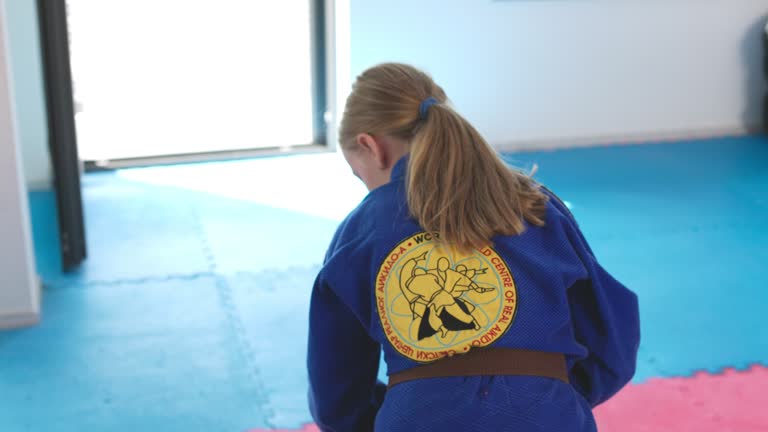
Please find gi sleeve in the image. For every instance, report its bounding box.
[542,185,640,407]
[567,260,640,407]
[307,273,387,432]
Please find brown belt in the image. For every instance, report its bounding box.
[388,348,569,388]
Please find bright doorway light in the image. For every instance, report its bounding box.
[67,0,315,160]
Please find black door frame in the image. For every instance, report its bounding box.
[38,0,87,271]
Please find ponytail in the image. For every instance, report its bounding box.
[408,101,547,252]
[340,63,548,252]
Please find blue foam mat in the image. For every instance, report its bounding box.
[195,197,337,275]
[226,269,319,428]
[0,277,271,432]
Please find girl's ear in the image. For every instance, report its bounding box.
[355,133,387,169]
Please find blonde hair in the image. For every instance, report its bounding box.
[339,63,548,251]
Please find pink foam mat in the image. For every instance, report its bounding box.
[248,365,768,432]
[594,365,768,432]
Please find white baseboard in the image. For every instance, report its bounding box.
[492,125,765,153]
[0,310,40,329]
[0,277,43,330]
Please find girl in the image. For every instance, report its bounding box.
[307,63,639,431]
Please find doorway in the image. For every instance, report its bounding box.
[66,0,327,165]
[38,0,330,271]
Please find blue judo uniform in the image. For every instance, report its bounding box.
[308,157,640,431]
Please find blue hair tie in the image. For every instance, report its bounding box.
[418,97,439,120]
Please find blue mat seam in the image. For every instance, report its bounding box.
[215,276,276,429]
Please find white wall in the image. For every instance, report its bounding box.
[4,0,51,188]
[0,0,41,328]
[350,0,768,149]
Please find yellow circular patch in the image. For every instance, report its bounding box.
[375,232,517,363]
